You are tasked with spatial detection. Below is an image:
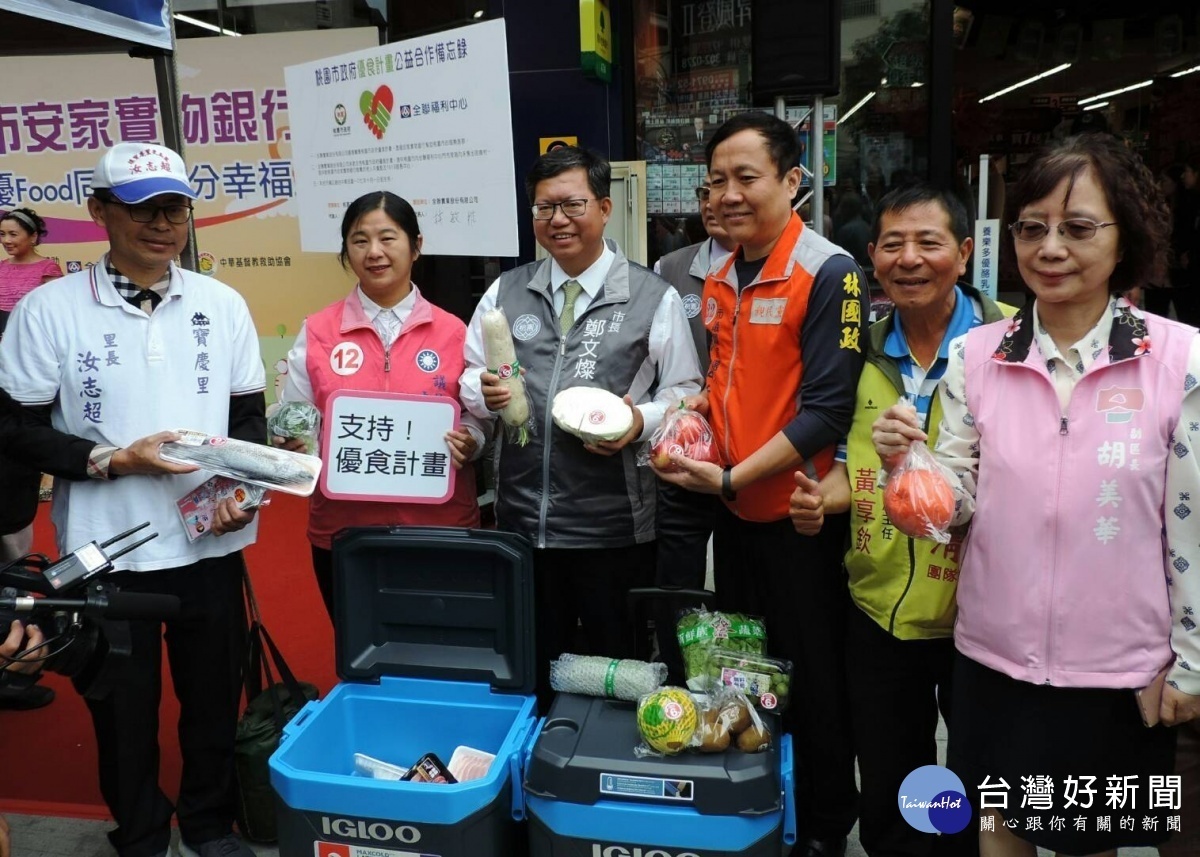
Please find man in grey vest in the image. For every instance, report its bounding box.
[462,147,702,707]
[650,180,734,682]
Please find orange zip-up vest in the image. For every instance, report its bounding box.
[702,212,838,522]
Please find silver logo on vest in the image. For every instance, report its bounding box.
[512,313,541,341]
[682,294,701,319]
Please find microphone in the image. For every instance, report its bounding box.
[0,590,180,621]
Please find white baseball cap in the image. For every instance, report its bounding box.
[91,142,198,204]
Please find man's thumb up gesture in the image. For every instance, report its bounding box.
[789,470,825,536]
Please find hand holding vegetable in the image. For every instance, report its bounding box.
[681,391,710,416]
[481,307,533,445]
[584,395,644,456]
[652,451,724,494]
[272,436,309,453]
[871,402,926,471]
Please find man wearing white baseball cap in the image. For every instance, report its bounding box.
[0,141,265,857]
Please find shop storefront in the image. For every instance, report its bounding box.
[630,0,1200,296]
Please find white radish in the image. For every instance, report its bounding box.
[481,307,532,445]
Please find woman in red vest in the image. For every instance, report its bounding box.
[274,191,483,619]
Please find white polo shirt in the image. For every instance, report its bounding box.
[0,259,266,571]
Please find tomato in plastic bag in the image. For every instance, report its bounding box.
[647,405,722,472]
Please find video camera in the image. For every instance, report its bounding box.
[0,522,179,699]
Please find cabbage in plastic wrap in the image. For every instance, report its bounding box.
[268,401,322,456]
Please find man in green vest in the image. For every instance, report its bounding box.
[790,183,1013,857]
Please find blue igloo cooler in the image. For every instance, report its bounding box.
[269,526,538,857]
[524,693,795,857]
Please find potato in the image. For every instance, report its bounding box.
[736,723,771,753]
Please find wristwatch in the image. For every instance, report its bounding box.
[721,466,737,501]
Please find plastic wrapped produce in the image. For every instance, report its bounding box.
[551,387,634,443]
[549,653,666,701]
[882,440,957,543]
[267,401,322,455]
[641,401,721,471]
[636,686,698,755]
[706,650,793,712]
[481,306,534,446]
[676,608,767,690]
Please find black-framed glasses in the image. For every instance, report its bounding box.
[695,186,711,201]
[1009,218,1116,242]
[102,199,194,225]
[531,198,592,220]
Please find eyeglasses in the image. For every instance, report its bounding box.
[102,199,194,225]
[531,198,593,220]
[1009,218,1116,242]
[695,186,711,201]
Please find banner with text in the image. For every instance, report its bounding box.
[0,29,378,402]
[284,17,519,257]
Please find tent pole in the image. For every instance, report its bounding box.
[156,0,197,271]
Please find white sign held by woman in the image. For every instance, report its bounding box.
[285,18,518,257]
[321,391,458,503]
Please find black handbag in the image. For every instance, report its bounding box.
[233,568,319,843]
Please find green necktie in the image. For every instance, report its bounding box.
[560,279,584,336]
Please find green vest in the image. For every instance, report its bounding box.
[844,287,1014,640]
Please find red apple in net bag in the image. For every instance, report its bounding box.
[882,441,956,542]
[649,406,722,472]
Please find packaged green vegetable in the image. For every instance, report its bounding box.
[675,608,767,691]
[268,401,322,456]
[706,649,793,713]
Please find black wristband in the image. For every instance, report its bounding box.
[721,466,737,501]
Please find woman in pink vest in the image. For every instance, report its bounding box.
[0,207,62,337]
[873,134,1200,856]
[274,191,483,619]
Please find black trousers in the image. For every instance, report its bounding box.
[846,603,974,857]
[533,543,656,712]
[712,504,858,841]
[311,544,335,622]
[81,553,247,857]
[653,482,718,684]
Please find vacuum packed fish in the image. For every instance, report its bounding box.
[161,430,322,497]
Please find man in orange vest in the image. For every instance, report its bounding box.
[655,111,867,857]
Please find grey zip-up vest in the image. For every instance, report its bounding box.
[494,241,669,549]
[655,239,712,373]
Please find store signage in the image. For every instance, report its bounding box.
[580,0,613,83]
[973,219,1000,300]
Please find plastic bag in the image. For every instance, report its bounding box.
[639,401,722,471]
[635,686,771,757]
[549,653,666,701]
[882,439,957,544]
[706,649,793,713]
[481,306,536,446]
[267,401,322,456]
[635,686,699,756]
[676,608,767,691]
